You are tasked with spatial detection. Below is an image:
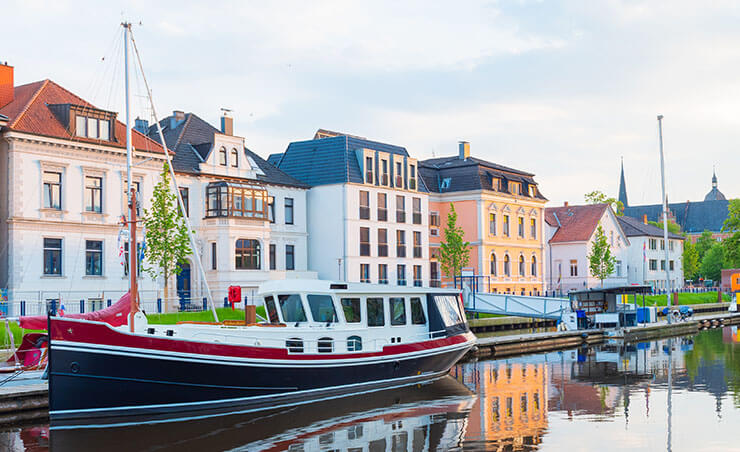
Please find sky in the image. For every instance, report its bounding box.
[2,0,738,206]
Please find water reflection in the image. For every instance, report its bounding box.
[6,326,740,451]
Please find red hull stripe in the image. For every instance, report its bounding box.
[50,318,472,361]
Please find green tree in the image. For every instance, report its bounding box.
[682,239,700,280]
[438,203,471,280]
[143,162,192,311]
[694,230,715,262]
[699,243,725,282]
[722,199,740,268]
[648,220,681,235]
[584,190,624,215]
[588,225,616,286]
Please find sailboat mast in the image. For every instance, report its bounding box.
[123,22,138,330]
[657,115,672,319]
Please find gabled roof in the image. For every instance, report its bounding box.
[617,215,684,240]
[545,204,609,243]
[277,132,428,191]
[623,200,729,234]
[0,79,163,152]
[148,112,309,188]
[419,155,546,200]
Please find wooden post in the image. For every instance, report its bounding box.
[245,305,256,325]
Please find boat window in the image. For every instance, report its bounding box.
[264,296,280,323]
[341,298,362,323]
[347,335,362,351]
[307,294,338,323]
[367,298,385,327]
[433,295,464,327]
[318,337,333,353]
[278,294,307,322]
[286,338,304,353]
[410,297,426,325]
[389,297,407,326]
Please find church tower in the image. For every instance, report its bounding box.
[618,157,628,208]
[704,168,726,201]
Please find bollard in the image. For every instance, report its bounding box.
[107,299,112,307]
[224,297,229,308]
[49,299,57,316]
[202,298,207,311]
[80,299,85,314]
[157,298,162,314]
[20,300,26,316]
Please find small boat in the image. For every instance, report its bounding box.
[49,280,476,427]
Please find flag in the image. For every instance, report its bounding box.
[59,303,65,316]
[139,225,146,265]
[643,241,647,262]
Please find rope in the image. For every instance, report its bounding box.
[4,319,18,366]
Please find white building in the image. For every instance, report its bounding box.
[269,130,430,286]
[617,215,684,290]
[544,203,629,292]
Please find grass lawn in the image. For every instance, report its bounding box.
[639,291,730,307]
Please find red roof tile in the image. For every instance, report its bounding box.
[545,204,608,243]
[0,79,163,153]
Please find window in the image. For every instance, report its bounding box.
[360,227,371,256]
[205,182,268,219]
[528,185,537,197]
[430,262,440,287]
[615,260,622,276]
[430,211,440,227]
[490,253,497,276]
[179,187,189,217]
[359,191,370,220]
[307,294,337,323]
[669,260,675,271]
[341,298,362,323]
[75,116,110,140]
[395,161,403,187]
[123,242,142,276]
[396,230,406,257]
[412,198,422,224]
[219,147,227,166]
[519,255,525,276]
[649,238,657,250]
[365,156,373,183]
[378,264,388,284]
[99,119,110,140]
[268,197,275,223]
[284,198,294,224]
[85,240,102,276]
[378,193,388,221]
[570,259,578,276]
[413,265,422,287]
[84,176,102,213]
[510,182,521,195]
[87,117,98,138]
[389,298,406,325]
[489,213,497,235]
[410,298,426,324]
[432,295,464,327]
[661,260,665,271]
[75,116,86,136]
[413,231,422,258]
[530,218,537,238]
[360,263,370,283]
[660,240,665,250]
[286,338,304,353]
[367,298,385,326]
[531,256,537,277]
[347,335,362,351]
[230,148,239,167]
[669,240,674,251]
[518,217,524,238]
[211,242,218,270]
[381,160,389,185]
[440,177,451,190]
[649,259,658,271]
[264,296,280,323]
[491,177,501,191]
[397,264,406,286]
[269,244,276,270]
[378,229,388,257]
[278,294,307,322]
[503,215,510,237]
[504,255,511,276]
[235,239,260,269]
[123,180,141,216]
[409,164,417,190]
[285,245,295,270]
[43,171,62,209]
[396,196,405,223]
[43,238,62,275]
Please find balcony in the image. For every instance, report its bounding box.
[378,244,388,257]
[378,208,388,222]
[409,179,416,190]
[360,243,370,256]
[397,246,406,258]
[205,181,268,220]
[412,212,422,225]
[413,247,422,258]
[396,210,406,223]
[395,175,403,187]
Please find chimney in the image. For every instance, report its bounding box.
[220,112,233,136]
[0,62,14,109]
[643,214,648,224]
[134,117,149,134]
[564,201,568,207]
[458,141,470,160]
[169,110,185,130]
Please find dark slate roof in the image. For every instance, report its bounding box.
[147,112,309,188]
[623,200,730,234]
[267,153,283,166]
[276,133,428,191]
[419,155,547,200]
[617,215,684,240]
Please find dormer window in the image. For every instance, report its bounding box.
[395,161,403,187]
[381,160,389,186]
[491,177,500,191]
[528,184,537,197]
[440,177,451,190]
[409,164,417,190]
[365,156,373,183]
[75,116,110,141]
[219,147,227,166]
[231,148,239,167]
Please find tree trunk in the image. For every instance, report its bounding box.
[163,269,170,313]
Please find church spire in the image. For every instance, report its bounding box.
[712,166,717,188]
[618,157,629,208]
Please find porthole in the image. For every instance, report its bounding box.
[347,335,362,351]
[286,338,304,353]
[318,337,333,353]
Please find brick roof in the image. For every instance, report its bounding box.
[545,204,608,243]
[0,79,163,152]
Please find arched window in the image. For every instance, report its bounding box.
[531,256,537,276]
[519,255,525,276]
[504,255,511,276]
[490,253,497,276]
[219,146,227,166]
[318,337,333,353]
[231,148,239,167]
[235,239,260,269]
[347,335,362,352]
[286,338,304,353]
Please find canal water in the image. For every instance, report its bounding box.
[4,326,740,451]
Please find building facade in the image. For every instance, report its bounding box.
[617,215,684,290]
[271,130,430,286]
[544,204,629,292]
[420,142,547,295]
